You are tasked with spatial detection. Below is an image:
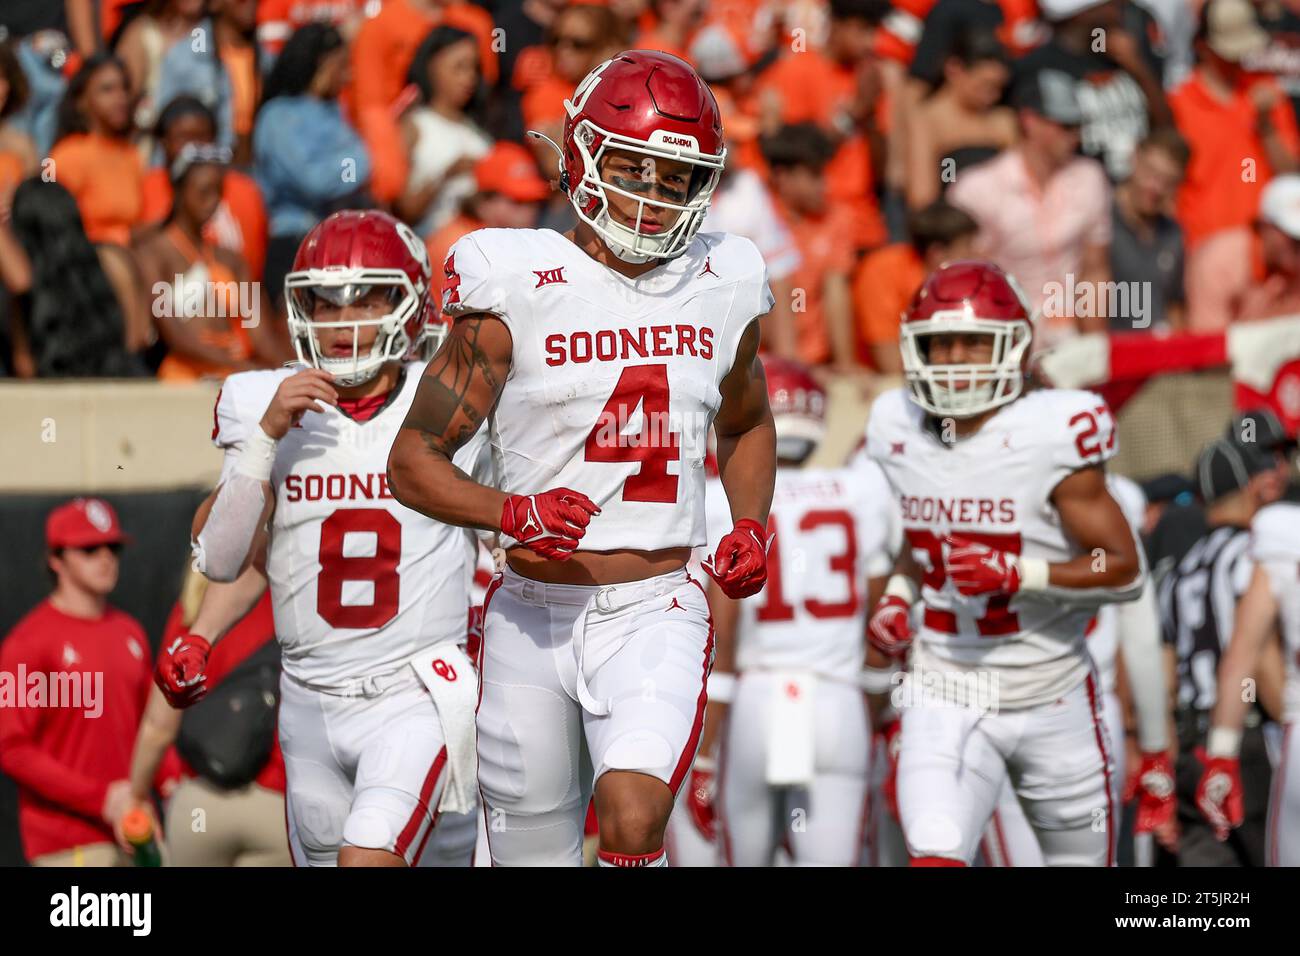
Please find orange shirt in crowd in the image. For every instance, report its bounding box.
[352,0,499,112]
[257,0,371,56]
[426,212,483,304]
[635,29,695,64]
[350,0,499,203]
[157,225,252,383]
[755,50,887,250]
[1170,72,1300,250]
[781,201,857,366]
[222,44,259,138]
[522,76,573,132]
[512,44,553,94]
[48,133,144,246]
[139,167,269,281]
[852,242,925,364]
[99,0,136,44]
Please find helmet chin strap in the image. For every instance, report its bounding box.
[596,209,676,264]
[317,355,383,388]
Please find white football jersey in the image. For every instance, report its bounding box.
[701,462,901,682]
[1250,502,1300,722]
[865,386,1121,708]
[442,227,772,552]
[1087,474,1148,693]
[213,363,486,688]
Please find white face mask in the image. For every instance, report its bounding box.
[564,119,725,263]
[900,318,1033,419]
[284,273,420,387]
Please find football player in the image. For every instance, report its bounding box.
[863,260,1146,867]
[982,474,1174,866]
[677,356,899,866]
[1199,498,1300,866]
[387,51,778,867]
[157,210,486,867]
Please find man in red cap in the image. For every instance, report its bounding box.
[0,497,153,865]
[425,140,552,304]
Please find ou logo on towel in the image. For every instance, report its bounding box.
[432,659,457,682]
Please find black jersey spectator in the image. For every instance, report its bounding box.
[1018,0,1172,180]
[1249,0,1300,127]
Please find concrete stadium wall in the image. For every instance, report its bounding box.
[0,381,224,494]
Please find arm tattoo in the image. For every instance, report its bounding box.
[402,316,503,458]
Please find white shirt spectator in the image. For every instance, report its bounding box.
[703,167,802,281]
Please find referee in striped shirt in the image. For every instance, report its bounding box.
[1157,433,1289,865]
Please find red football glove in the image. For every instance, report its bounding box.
[1194,749,1244,841]
[500,488,601,560]
[154,633,211,708]
[880,719,903,822]
[868,594,914,658]
[944,535,1022,596]
[1126,751,1176,834]
[703,518,771,599]
[686,757,717,841]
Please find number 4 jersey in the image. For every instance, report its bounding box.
[865,386,1121,708]
[212,363,487,688]
[443,227,772,552]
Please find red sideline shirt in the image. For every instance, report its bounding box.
[156,591,286,795]
[0,601,151,860]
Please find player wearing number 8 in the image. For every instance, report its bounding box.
[387,51,778,867]
[862,259,1147,867]
[174,210,489,867]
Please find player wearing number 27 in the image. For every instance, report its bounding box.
[387,50,778,867]
[863,260,1146,867]
[160,210,486,867]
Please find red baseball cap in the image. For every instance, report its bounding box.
[475,142,551,203]
[46,497,131,550]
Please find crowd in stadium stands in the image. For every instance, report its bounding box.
[1,0,1300,381]
[1,0,1300,872]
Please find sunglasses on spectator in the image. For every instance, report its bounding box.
[553,34,597,51]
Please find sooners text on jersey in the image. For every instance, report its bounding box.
[443,227,773,552]
[866,386,1120,708]
[212,363,484,687]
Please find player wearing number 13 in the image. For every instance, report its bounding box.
[172,210,487,867]
[387,51,778,867]
[863,260,1146,867]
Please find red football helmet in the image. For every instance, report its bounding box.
[558,50,726,263]
[899,260,1034,419]
[285,210,432,386]
[763,355,827,462]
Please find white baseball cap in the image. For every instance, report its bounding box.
[1204,0,1269,63]
[1260,174,1300,239]
[1037,0,1110,22]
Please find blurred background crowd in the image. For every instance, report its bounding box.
[2,0,1300,868]
[2,0,1300,382]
